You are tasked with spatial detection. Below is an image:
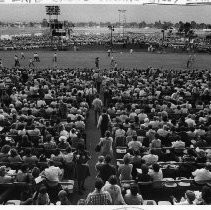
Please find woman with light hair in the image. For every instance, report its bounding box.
[99,130,113,157]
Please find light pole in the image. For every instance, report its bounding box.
[161,29,165,46]
[118,10,121,27]
[118,9,126,38]
[108,25,115,47]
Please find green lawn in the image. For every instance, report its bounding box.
[1,50,211,70]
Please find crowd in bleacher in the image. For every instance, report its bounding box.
[0,64,211,205]
[93,66,211,205]
[0,32,210,52]
[0,66,97,204]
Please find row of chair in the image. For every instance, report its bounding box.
[0,179,75,204]
[120,178,210,201]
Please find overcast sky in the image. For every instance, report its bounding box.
[0,4,211,23]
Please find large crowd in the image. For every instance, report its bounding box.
[0,32,211,52]
[0,60,211,205]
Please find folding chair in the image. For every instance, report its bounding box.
[115,147,127,159]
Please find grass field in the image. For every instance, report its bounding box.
[1,50,211,70]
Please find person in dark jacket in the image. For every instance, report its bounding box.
[98,155,116,183]
[97,109,111,137]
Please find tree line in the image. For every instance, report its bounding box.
[1,19,211,30]
[41,19,211,30]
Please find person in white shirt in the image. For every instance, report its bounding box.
[142,149,158,166]
[128,136,142,152]
[192,163,211,185]
[41,160,63,187]
[37,99,46,108]
[115,124,126,138]
[185,115,196,127]
[129,109,137,121]
[92,95,103,123]
[172,139,185,149]
[157,125,169,138]
[60,126,69,139]
[44,91,53,100]
[75,116,85,130]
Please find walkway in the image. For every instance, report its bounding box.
[72,108,101,204]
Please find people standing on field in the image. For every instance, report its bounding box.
[14,55,20,67]
[29,58,35,68]
[34,52,40,62]
[95,57,100,69]
[53,52,57,63]
[107,49,111,57]
[0,59,3,69]
[21,52,25,59]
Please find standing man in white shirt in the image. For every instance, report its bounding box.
[41,160,63,202]
[92,95,103,124]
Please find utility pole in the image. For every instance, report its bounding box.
[108,25,115,48]
[161,29,165,46]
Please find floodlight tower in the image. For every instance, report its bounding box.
[118,9,127,38]
[46,5,60,22]
[45,6,65,50]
